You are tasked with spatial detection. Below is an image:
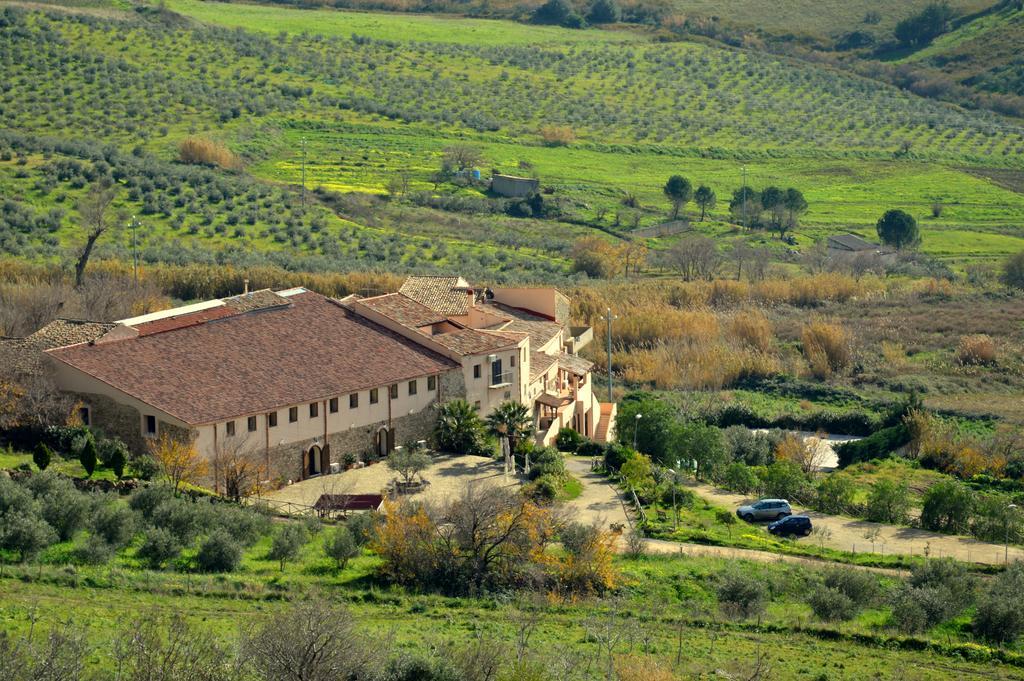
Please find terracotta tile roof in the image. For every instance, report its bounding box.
[429,328,518,356]
[133,306,237,336]
[223,289,290,313]
[556,352,594,376]
[28,319,117,347]
[1,319,115,377]
[399,276,471,316]
[356,293,447,329]
[529,351,557,382]
[47,292,456,425]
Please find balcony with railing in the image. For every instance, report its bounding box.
[489,370,514,388]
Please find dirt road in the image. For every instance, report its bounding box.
[683,479,1024,566]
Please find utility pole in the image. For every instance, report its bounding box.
[300,136,307,209]
[130,215,138,286]
[602,308,617,404]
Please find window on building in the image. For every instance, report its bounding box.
[349,393,359,409]
[389,384,398,399]
[289,406,298,423]
[226,420,235,437]
[309,402,319,418]
[473,401,481,410]
[491,358,503,385]
[369,388,378,405]
[248,416,257,432]
[510,354,516,367]
[268,412,278,428]
[78,406,91,426]
[145,414,157,435]
[329,397,338,413]
[408,380,417,396]
[427,375,436,391]
[473,364,481,379]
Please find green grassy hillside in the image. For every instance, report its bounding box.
[901,2,1024,97]
[1,0,1023,280]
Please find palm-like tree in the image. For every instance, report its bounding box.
[486,401,533,474]
[434,399,485,455]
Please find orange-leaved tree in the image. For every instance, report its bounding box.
[150,432,208,494]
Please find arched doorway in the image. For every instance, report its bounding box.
[305,445,322,478]
[375,427,395,458]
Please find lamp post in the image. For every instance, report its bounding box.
[632,413,642,451]
[1007,503,1018,565]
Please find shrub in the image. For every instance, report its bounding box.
[36,474,91,541]
[956,334,996,366]
[716,570,767,619]
[136,527,181,568]
[823,568,880,607]
[865,479,911,524]
[802,320,851,378]
[32,442,51,471]
[178,137,241,170]
[974,563,1024,644]
[129,484,175,519]
[325,526,359,570]
[74,534,115,565]
[920,480,974,533]
[1001,250,1024,289]
[578,439,605,459]
[529,447,565,480]
[196,530,242,573]
[151,498,216,545]
[79,437,97,477]
[539,125,575,147]
[808,586,856,622]
[216,504,271,547]
[555,428,584,452]
[522,475,559,503]
[835,424,910,467]
[91,502,136,548]
[268,523,308,571]
[761,460,809,501]
[720,461,760,494]
[345,512,378,547]
[0,513,56,561]
[815,474,856,514]
[603,443,633,472]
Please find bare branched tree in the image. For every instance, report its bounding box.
[113,614,239,681]
[0,620,89,681]
[73,183,119,289]
[213,438,267,501]
[242,599,380,681]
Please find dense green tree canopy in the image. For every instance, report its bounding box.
[876,209,920,248]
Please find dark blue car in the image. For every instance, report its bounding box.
[767,515,812,538]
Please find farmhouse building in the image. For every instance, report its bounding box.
[490,174,540,198]
[17,277,612,488]
[826,233,896,263]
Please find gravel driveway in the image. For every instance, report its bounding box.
[685,479,1024,566]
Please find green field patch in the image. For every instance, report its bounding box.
[167,0,637,45]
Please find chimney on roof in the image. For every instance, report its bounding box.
[466,288,475,309]
[243,278,249,295]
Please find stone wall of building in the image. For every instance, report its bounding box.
[72,391,146,454]
[263,386,456,485]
